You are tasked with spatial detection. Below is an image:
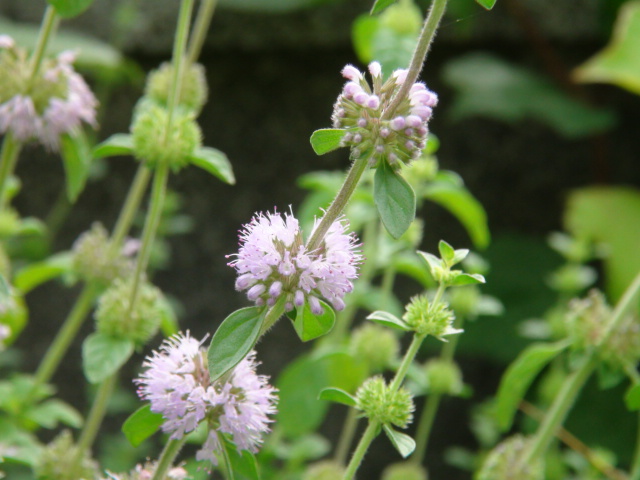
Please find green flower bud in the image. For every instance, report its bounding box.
[379,0,423,35]
[424,359,463,396]
[72,223,134,285]
[403,294,461,339]
[355,376,414,429]
[350,323,399,374]
[35,430,99,480]
[303,461,346,480]
[131,100,202,172]
[382,461,428,480]
[448,286,480,319]
[476,435,544,480]
[0,208,20,237]
[146,61,208,114]
[95,278,165,346]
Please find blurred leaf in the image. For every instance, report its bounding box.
[60,132,92,202]
[475,0,496,10]
[565,187,640,302]
[93,133,134,159]
[122,405,164,447]
[47,0,95,18]
[443,52,616,138]
[318,387,356,407]
[271,434,330,462]
[423,180,490,249]
[291,300,336,342]
[82,332,134,384]
[371,0,397,14]
[322,350,369,394]
[367,310,410,331]
[0,422,42,466]
[189,146,235,185]
[625,383,640,411]
[221,434,260,480]
[208,307,265,382]
[310,129,345,155]
[14,252,73,294]
[392,251,436,289]
[574,2,640,95]
[451,273,486,286]
[374,162,416,239]
[495,340,569,431]
[25,399,82,429]
[353,15,379,63]
[383,424,415,458]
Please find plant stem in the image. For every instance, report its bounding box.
[0,133,21,209]
[390,333,426,392]
[259,296,287,336]
[187,0,218,64]
[382,0,448,120]
[343,419,380,480]
[600,269,640,347]
[335,407,360,465]
[151,436,188,480]
[28,5,59,82]
[33,283,100,389]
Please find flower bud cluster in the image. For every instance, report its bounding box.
[72,223,134,285]
[102,462,188,480]
[331,62,437,168]
[146,61,208,114]
[303,461,346,480]
[95,278,165,346]
[381,462,428,480]
[355,376,414,429]
[35,430,99,480]
[476,435,544,480]
[350,323,399,374]
[403,294,461,340]
[424,359,463,396]
[0,36,97,151]
[229,210,361,315]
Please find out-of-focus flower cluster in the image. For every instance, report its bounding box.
[331,62,437,168]
[0,35,97,151]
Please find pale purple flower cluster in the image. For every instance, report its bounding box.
[135,332,276,465]
[0,38,97,151]
[332,62,438,168]
[228,210,361,314]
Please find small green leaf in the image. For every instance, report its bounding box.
[371,0,397,15]
[352,15,379,64]
[625,384,640,411]
[222,434,260,480]
[417,251,441,275]
[438,240,456,265]
[452,249,470,265]
[208,307,265,382]
[14,252,73,294]
[374,162,416,239]
[93,134,134,159]
[450,273,486,286]
[82,332,134,384]
[309,129,345,155]
[60,132,92,202]
[47,0,95,18]
[474,0,497,10]
[318,387,357,407]
[383,424,415,458]
[366,310,410,331]
[189,146,235,185]
[495,341,569,431]
[25,399,82,429]
[122,405,164,447]
[292,300,336,342]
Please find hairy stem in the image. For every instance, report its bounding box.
[187,0,218,64]
[335,407,360,466]
[343,420,380,480]
[28,6,59,82]
[151,436,188,480]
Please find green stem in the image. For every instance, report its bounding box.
[600,269,640,347]
[412,392,441,464]
[342,420,380,480]
[33,283,100,389]
[390,333,426,392]
[151,436,188,480]
[0,133,22,209]
[187,0,218,64]
[259,296,287,336]
[335,407,360,466]
[382,0,448,120]
[28,6,59,83]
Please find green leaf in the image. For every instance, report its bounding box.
[82,332,134,384]
[93,133,134,159]
[366,310,410,331]
[625,384,640,411]
[25,399,82,429]
[189,146,235,185]
[60,132,92,202]
[438,240,456,264]
[352,15,379,63]
[374,162,416,239]
[122,405,164,447]
[221,434,260,480]
[318,387,356,407]
[383,424,415,458]
[47,0,95,18]
[14,252,73,294]
[291,300,336,342]
[0,275,10,298]
[208,307,265,382]
[495,341,569,431]
[423,181,490,250]
[309,129,345,155]
[371,0,397,14]
[474,0,497,10]
[450,273,486,286]
[574,2,640,95]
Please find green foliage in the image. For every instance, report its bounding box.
[309,129,346,155]
[383,424,415,458]
[474,0,496,10]
[574,2,640,94]
[370,0,398,15]
[374,162,416,239]
[92,134,135,159]
[220,434,261,480]
[318,387,357,407]
[60,132,92,202]
[13,253,73,294]
[82,332,134,384]
[47,0,95,18]
[207,307,265,382]
[189,146,236,185]
[442,52,616,138]
[122,405,164,447]
[625,383,640,411]
[24,399,82,429]
[291,300,336,341]
[367,310,411,331]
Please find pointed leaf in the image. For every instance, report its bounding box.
[625,383,640,411]
[310,129,346,155]
[318,387,356,407]
[366,310,410,331]
[450,273,486,286]
[47,0,95,18]
[122,405,164,447]
[60,132,92,202]
[93,133,134,159]
[25,399,82,429]
[374,162,416,239]
[371,0,398,14]
[14,252,73,294]
[495,341,569,431]
[417,250,442,274]
[82,332,134,384]
[292,300,336,342]
[222,434,260,480]
[189,146,235,185]
[383,424,415,458]
[438,240,455,264]
[208,307,265,382]
[452,249,470,265]
[475,0,496,10]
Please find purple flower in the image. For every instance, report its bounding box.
[228,210,361,314]
[135,332,277,465]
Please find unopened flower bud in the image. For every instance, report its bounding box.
[146,62,208,114]
[403,295,460,340]
[95,278,165,346]
[35,430,99,480]
[303,461,346,480]
[448,286,481,319]
[424,359,463,396]
[476,435,544,480]
[382,462,428,480]
[131,100,202,171]
[355,376,414,428]
[350,323,399,374]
